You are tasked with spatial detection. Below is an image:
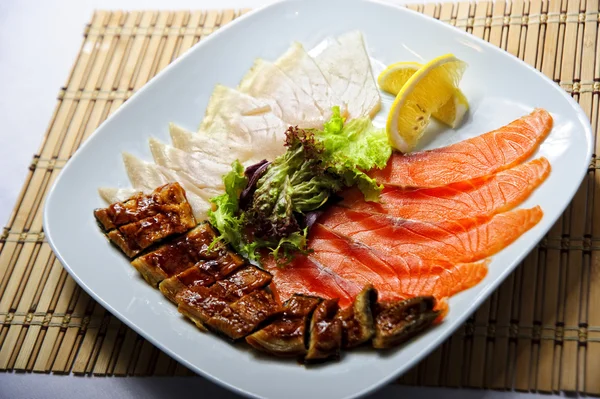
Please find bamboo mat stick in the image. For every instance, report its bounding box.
[559,0,587,391]
[0,11,112,372]
[585,0,600,392]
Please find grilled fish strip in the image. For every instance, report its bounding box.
[305,299,342,362]
[177,287,279,340]
[131,224,242,287]
[336,285,377,349]
[94,182,196,257]
[158,255,247,303]
[207,290,280,340]
[174,266,274,338]
[372,296,439,349]
[245,295,322,357]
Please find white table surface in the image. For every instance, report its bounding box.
[0,0,553,398]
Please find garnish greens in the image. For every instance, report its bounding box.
[208,106,392,264]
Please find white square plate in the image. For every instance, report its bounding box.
[44,0,593,398]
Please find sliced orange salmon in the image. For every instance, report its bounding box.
[369,109,553,188]
[319,206,543,265]
[265,223,489,308]
[342,158,550,222]
[310,224,489,301]
[263,254,363,308]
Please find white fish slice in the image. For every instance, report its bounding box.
[170,123,255,165]
[198,85,288,160]
[200,85,278,134]
[312,31,381,120]
[119,152,215,221]
[274,42,346,118]
[238,59,325,128]
[149,137,230,190]
[98,187,139,204]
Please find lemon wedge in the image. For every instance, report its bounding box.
[379,59,469,130]
[377,62,422,94]
[433,88,469,128]
[384,54,468,152]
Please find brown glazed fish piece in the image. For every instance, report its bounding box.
[94,182,196,257]
[207,290,280,340]
[305,299,342,362]
[174,268,276,339]
[245,295,322,357]
[337,285,377,349]
[158,253,248,303]
[372,296,439,349]
[132,223,243,287]
[209,266,273,302]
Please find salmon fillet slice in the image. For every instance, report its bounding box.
[319,206,543,265]
[263,255,363,308]
[309,224,489,301]
[369,109,553,188]
[342,157,550,222]
[265,223,489,308]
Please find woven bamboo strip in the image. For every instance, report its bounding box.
[152,351,174,376]
[12,251,58,370]
[32,11,128,374]
[586,0,600,392]
[0,11,112,372]
[44,11,144,376]
[113,328,138,376]
[4,244,52,370]
[559,0,587,391]
[50,12,144,375]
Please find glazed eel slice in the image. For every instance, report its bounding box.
[175,266,276,338]
[246,294,322,357]
[373,296,439,349]
[336,285,377,349]
[131,223,243,287]
[245,285,439,360]
[94,182,196,258]
[305,299,342,362]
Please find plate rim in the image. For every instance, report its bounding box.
[42,1,594,398]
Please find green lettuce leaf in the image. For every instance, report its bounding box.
[314,106,392,200]
[207,160,247,252]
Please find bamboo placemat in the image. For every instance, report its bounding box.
[0,1,598,393]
